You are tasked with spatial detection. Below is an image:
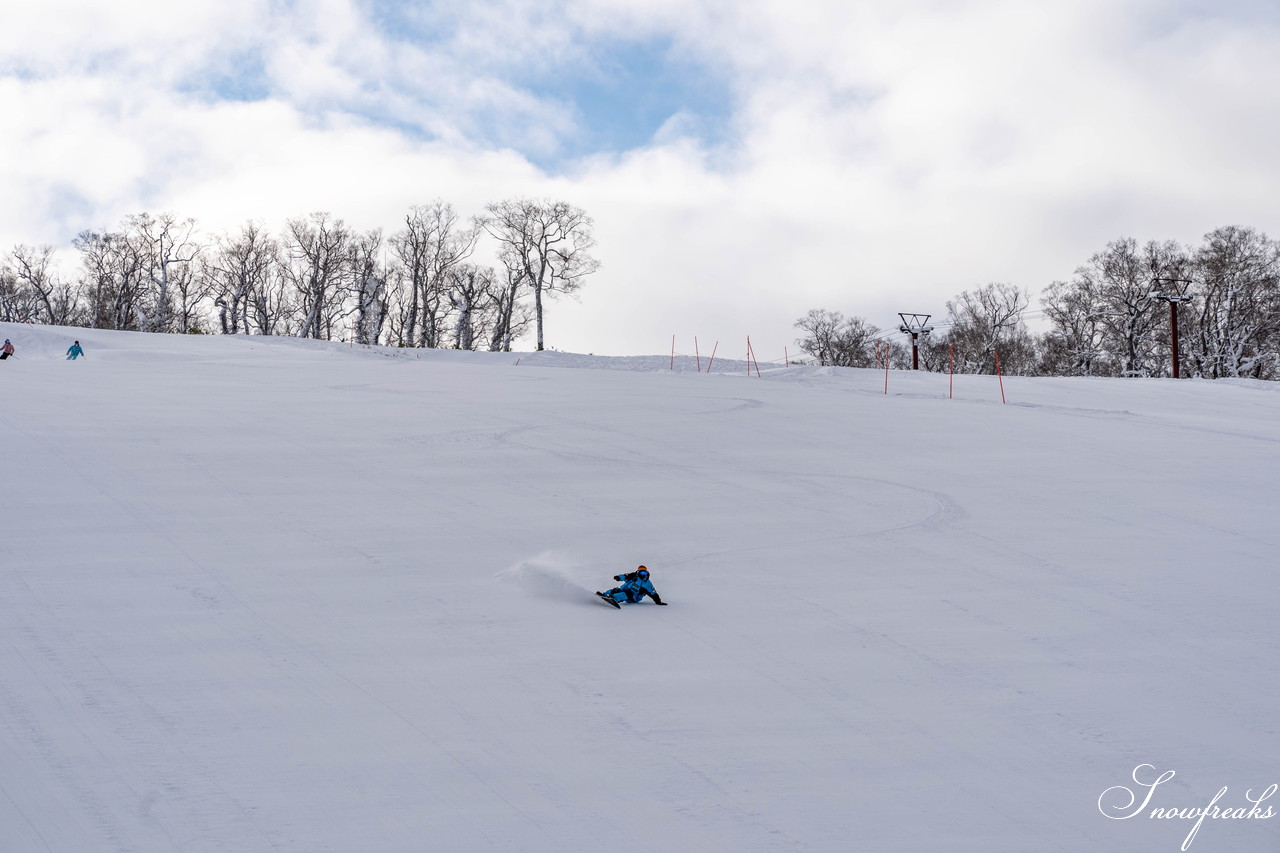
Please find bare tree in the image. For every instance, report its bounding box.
[71,215,204,333]
[0,265,37,322]
[391,206,440,348]
[1075,239,1153,375]
[74,229,149,330]
[793,309,882,367]
[1039,237,1192,377]
[251,267,295,337]
[794,309,842,366]
[351,229,390,345]
[446,262,505,351]
[283,212,353,340]
[129,213,203,333]
[483,198,599,351]
[1188,226,1280,379]
[1040,277,1110,376]
[206,222,283,335]
[390,202,480,348]
[5,245,81,325]
[383,267,412,347]
[486,248,530,352]
[917,334,951,372]
[1080,238,1182,376]
[944,282,1034,374]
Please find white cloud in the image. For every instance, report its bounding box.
[1,0,269,80]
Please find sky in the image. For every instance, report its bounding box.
[4,0,1280,356]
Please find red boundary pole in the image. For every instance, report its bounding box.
[707,341,718,373]
[994,350,1006,404]
[670,335,676,370]
[883,343,889,394]
[949,344,954,399]
[747,337,761,378]
[695,337,701,372]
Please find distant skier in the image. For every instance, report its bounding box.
[597,566,668,608]
[66,341,85,360]
[0,339,13,360]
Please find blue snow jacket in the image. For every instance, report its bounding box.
[613,575,659,603]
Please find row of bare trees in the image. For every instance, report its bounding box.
[795,283,1048,376]
[796,226,1280,380]
[0,199,599,352]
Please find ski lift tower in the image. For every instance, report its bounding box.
[898,313,933,370]
[1149,278,1193,378]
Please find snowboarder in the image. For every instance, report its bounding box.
[66,341,85,360]
[0,339,13,360]
[597,566,668,607]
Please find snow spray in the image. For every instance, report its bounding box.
[497,553,596,603]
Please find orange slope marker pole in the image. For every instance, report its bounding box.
[994,350,1006,404]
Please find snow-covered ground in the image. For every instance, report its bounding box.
[2,321,1277,853]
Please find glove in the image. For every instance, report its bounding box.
[614,575,625,582]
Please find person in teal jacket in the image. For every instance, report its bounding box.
[66,341,85,360]
[597,566,668,607]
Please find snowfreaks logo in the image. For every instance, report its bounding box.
[1098,764,1276,851]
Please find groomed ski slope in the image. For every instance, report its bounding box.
[1,321,1277,853]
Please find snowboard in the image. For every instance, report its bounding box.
[596,591,621,609]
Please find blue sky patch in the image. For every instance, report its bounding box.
[526,38,734,164]
[354,1,735,167]
[180,48,272,103]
